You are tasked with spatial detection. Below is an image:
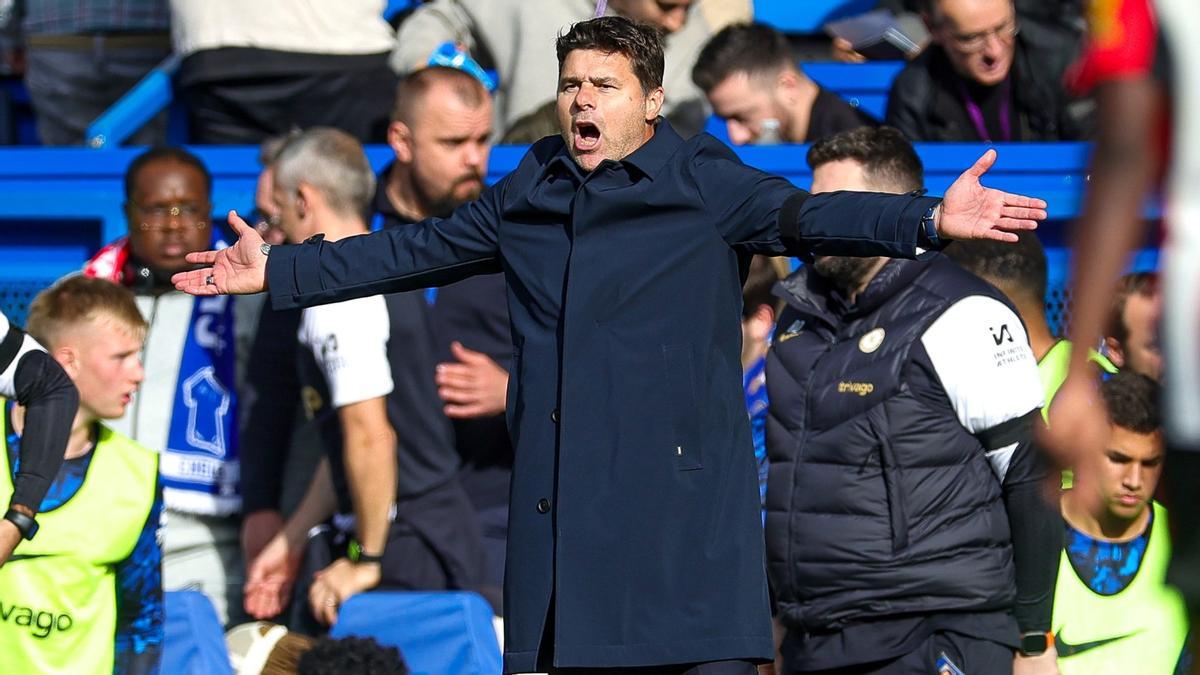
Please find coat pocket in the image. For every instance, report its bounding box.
[877,433,910,552]
[661,343,702,470]
[505,345,522,434]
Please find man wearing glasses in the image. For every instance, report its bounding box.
[885,0,1091,142]
[83,147,248,626]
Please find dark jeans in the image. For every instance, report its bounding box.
[791,631,1013,675]
[24,38,170,145]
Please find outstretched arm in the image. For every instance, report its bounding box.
[174,175,508,306]
[699,142,1045,259]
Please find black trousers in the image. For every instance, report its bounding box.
[182,57,396,144]
[792,631,1013,675]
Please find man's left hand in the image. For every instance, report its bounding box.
[308,558,382,625]
[1013,646,1060,675]
[938,149,1048,242]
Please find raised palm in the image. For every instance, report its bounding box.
[939,149,1048,242]
[172,211,269,295]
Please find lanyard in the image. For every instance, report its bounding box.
[959,78,1012,142]
[594,0,607,17]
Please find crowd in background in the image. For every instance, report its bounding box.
[0,1,1190,674]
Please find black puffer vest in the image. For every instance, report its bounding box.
[765,257,1016,632]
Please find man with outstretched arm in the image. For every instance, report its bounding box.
[176,16,1045,675]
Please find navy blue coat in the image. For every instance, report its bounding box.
[267,121,941,671]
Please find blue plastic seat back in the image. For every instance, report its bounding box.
[162,591,234,675]
[754,0,878,34]
[331,591,502,675]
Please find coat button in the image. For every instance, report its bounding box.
[537,498,551,514]
[550,408,560,423]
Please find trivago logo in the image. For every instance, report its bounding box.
[0,600,73,638]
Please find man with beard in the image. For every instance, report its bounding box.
[174,18,1048,673]
[765,126,1060,674]
[375,66,512,589]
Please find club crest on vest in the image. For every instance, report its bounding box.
[778,319,806,343]
[859,327,885,353]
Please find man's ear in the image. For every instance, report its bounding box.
[645,86,665,122]
[388,121,414,164]
[1104,336,1127,368]
[52,346,78,380]
[295,183,317,222]
[775,69,801,105]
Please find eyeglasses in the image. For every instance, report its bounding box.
[132,201,211,232]
[951,20,1019,53]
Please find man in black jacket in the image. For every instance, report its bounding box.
[885,0,1089,141]
[766,126,1060,674]
[693,22,877,145]
[375,66,512,590]
[175,17,1048,674]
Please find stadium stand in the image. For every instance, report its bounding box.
[0,140,1156,334]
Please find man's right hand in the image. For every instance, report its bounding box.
[243,529,303,619]
[0,519,22,568]
[241,509,285,566]
[173,211,270,296]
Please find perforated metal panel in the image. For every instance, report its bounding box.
[0,279,57,328]
[1045,284,1073,337]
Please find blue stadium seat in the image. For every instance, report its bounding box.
[754,0,877,34]
[384,0,420,20]
[162,591,234,675]
[802,61,905,120]
[330,591,501,675]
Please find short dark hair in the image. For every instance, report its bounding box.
[1107,272,1158,345]
[124,146,212,201]
[943,231,1047,306]
[556,16,664,94]
[298,636,409,675]
[692,22,794,93]
[1102,371,1161,435]
[806,126,924,193]
[392,66,490,126]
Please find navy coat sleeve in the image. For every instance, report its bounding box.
[689,140,942,260]
[267,174,507,310]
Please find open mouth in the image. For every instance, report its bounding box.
[574,121,602,152]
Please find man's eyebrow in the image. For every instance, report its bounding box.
[590,76,620,86]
